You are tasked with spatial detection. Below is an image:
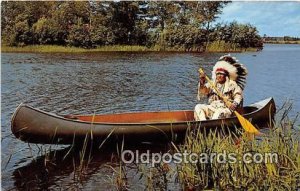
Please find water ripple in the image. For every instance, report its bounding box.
[2,44,300,190]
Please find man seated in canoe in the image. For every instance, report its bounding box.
[194,55,248,121]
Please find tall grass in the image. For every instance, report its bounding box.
[2,45,87,53]
[87,104,299,190]
[1,45,152,53]
[2,43,260,53]
[172,102,300,190]
[137,161,174,190]
[206,41,259,52]
[174,126,299,190]
[130,106,299,190]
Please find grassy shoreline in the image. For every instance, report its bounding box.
[1,45,259,53]
[117,116,299,190]
[264,41,300,44]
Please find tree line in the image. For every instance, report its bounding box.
[263,35,300,44]
[1,1,263,51]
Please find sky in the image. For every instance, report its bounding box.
[217,1,300,37]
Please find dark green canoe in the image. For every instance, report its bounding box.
[11,97,276,145]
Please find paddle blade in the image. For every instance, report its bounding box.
[234,111,260,134]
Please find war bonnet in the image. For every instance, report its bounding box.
[212,54,248,90]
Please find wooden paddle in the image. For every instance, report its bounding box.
[198,68,260,135]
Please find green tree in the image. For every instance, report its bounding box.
[193,1,229,50]
[1,1,263,50]
[105,2,139,44]
[164,24,205,51]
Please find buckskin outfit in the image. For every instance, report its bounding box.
[194,55,248,121]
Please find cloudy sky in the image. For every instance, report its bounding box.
[217,1,300,37]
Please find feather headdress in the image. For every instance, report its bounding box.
[212,54,248,90]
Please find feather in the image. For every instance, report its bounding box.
[215,55,248,90]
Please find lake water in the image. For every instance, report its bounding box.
[1,44,300,190]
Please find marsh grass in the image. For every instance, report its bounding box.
[106,161,129,191]
[19,132,97,189]
[1,45,152,53]
[172,110,300,190]
[206,41,259,52]
[127,106,299,190]
[2,44,260,53]
[105,139,130,191]
[175,127,299,190]
[137,162,175,190]
[83,105,298,190]
[2,45,88,53]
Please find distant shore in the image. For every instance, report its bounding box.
[1,45,259,53]
[264,41,300,44]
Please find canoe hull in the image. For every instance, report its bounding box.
[11,98,276,145]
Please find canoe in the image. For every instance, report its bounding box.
[11,97,276,145]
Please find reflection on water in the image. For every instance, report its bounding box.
[12,143,171,190]
[2,44,300,190]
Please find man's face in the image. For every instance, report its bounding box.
[216,73,226,84]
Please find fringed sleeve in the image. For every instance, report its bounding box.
[197,82,211,101]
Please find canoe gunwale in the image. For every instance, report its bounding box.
[11,97,273,126]
[10,97,275,144]
[12,97,274,126]
[11,103,26,135]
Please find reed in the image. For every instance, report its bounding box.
[105,138,129,191]
[94,45,150,52]
[2,43,261,53]
[125,105,299,190]
[2,45,86,53]
[1,45,152,53]
[174,120,299,190]
[138,162,174,190]
[206,41,259,52]
[106,162,129,191]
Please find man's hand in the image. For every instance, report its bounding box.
[198,68,206,85]
[229,101,238,111]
